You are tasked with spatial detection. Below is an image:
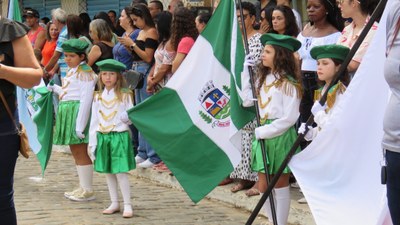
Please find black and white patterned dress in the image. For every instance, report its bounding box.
[230,32,262,181]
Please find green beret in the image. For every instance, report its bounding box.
[310,44,350,61]
[61,39,89,53]
[259,33,301,52]
[95,59,126,72]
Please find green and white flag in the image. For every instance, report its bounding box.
[17,85,54,175]
[7,0,22,22]
[129,0,254,203]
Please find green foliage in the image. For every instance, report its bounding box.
[199,111,212,124]
[223,85,230,96]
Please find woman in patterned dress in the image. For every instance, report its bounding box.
[229,1,263,196]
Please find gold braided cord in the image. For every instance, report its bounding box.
[100,97,119,109]
[99,110,117,121]
[258,96,271,109]
[99,123,116,133]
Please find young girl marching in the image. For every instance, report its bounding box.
[298,44,350,141]
[89,59,135,218]
[241,33,302,225]
[47,39,96,201]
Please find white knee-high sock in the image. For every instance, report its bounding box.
[261,191,277,223]
[76,165,93,192]
[105,174,119,210]
[275,186,290,225]
[116,173,132,212]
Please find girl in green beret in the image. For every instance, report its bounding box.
[240,33,302,225]
[298,44,350,141]
[47,38,97,202]
[89,59,135,218]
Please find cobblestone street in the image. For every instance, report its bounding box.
[14,150,271,225]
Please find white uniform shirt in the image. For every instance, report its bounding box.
[241,72,301,139]
[89,88,134,148]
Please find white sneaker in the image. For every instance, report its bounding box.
[135,155,145,164]
[67,189,96,202]
[138,159,156,168]
[298,197,307,204]
[64,187,83,198]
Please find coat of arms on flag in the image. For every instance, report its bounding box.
[198,81,231,127]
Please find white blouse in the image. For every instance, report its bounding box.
[297,32,341,71]
[241,71,301,139]
[89,88,134,148]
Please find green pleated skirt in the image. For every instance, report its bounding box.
[54,101,89,145]
[251,119,300,175]
[94,131,136,174]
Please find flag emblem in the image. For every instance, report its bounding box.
[198,81,230,126]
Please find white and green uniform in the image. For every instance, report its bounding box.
[241,73,301,174]
[53,62,97,145]
[89,88,135,174]
[305,81,346,141]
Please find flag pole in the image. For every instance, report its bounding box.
[236,0,278,224]
[245,0,388,224]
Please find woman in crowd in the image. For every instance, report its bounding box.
[0,16,42,225]
[260,6,274,34]
[79,13,93,46]
[195,12,211,33]
[337,0,379,74]
[269,5,299,37]
[67,14,93,54]
[146,11,175,93]
[88,19,115,74]
[41,21,59,67]
[170,7,198,74]
[125,4,160,168]
[113,7,140,70]
[229,1,262,197]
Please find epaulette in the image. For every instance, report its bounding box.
[276,75,302,98]
[314,81,346,111]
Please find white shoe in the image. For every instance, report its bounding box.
[64,187,83,198]
[298,197,307,204]
[135,155,145,164]
[67,189,96,202]
[138,159,156,168]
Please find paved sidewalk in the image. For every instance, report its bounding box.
[13,146,315,225]
[131,164,315,225]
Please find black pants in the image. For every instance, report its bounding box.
[386,150,400,225]
[299,71,319,149]
[300,71,319,123]
[0,133,19,225]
